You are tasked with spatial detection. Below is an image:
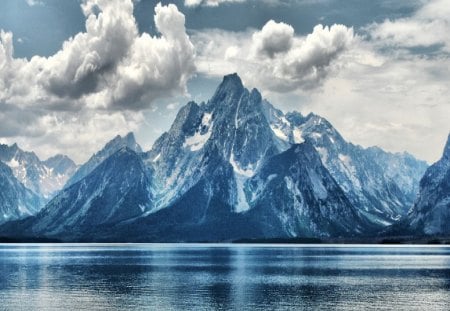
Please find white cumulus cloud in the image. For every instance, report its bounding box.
[192,6,449,163]
[252,20,294,58]
[0,0,195,162]
[193,20,354,92]
[0,0,195,111]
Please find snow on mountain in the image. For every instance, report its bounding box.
[0,73,431,241]
[0,161,42,224]
[260,108,428,226]
[43,154,77,176]
[0,143,77,200]
[145,74,285,213]
[8,147,153,239]
[246,143,375,238]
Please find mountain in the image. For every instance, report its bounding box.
[263,107,428,226]
[0,73,429,241]
[0,161,42,224]
[246,142,376,237]
[4,147,152,239]
[65,132,142,188]
[43,154,77,176]
[0,143,76,223]
[91,142,371,242]
[397,134,450,235]
[145,74,286,211]
[0,143,77,199]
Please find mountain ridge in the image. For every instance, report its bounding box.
[0,143,77,223]
[0,73,434,241]
[393,133,450,236]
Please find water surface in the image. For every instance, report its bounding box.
[1,244,449,310]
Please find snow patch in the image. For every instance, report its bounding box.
[293,128,304,144]
[152,153,161,162]
[183,112,214,152]
[229,152,254,212]
[234,173,250,213]
[184,122,213,151]
[230,153,255,177]
[270,125,289,141]
[280,116,290,126]
[6,157,20,168]
[267,174,278,182]
[202,112,212,126]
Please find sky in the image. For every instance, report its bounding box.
[0,0,448,164]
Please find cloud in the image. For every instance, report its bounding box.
[252,20,294,58]
[166,102,178,110]
[0,1,195,162]
[301,50,450,163]
[368,0,450,52]
[192,2,449,163]
[1,109,145,163]
[184,0,245,7]
[0,0,195,111]
[193,21,354,92]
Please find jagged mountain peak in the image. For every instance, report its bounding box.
[0,142,77,200]
[285,111,306,126]
[43,154,77,176]
[250,87,262,102]
[0,142,39,161]
[210,73,245,104]
[0,73,431,241]
[9,142,19,150]
[93,132,143,158]
[222,73,244,89]
[45,154,71,161]
[0,160,42,224]
[19,146,153,238]
[64,132,143,188]
[168,101,201,136]
[105,131,142,154]
[0,142,20,154]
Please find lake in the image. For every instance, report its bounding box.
[0,244,449,310]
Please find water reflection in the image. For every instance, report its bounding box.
[1,244,450,310]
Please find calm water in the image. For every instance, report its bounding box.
[0,244,449,310]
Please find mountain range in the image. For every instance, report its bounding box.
[1,73,448,242]
[387,134,450,237]
[0,143,77,224]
